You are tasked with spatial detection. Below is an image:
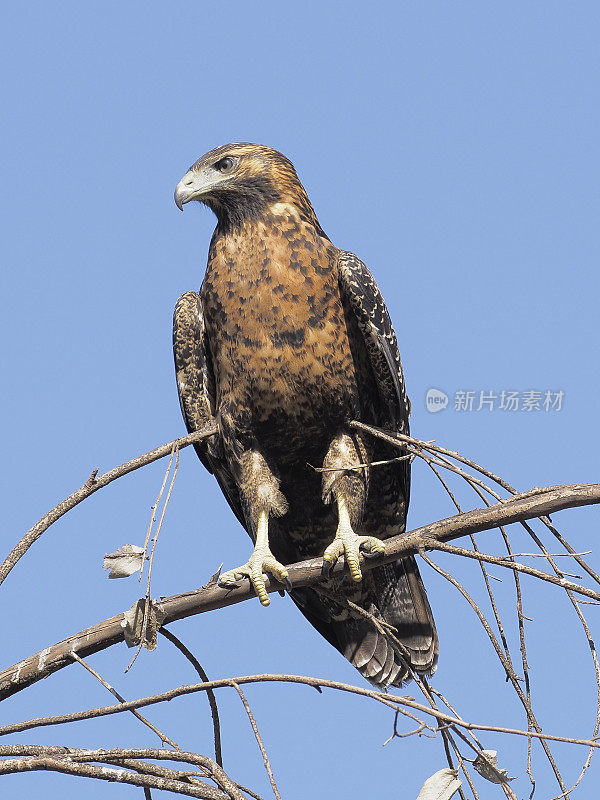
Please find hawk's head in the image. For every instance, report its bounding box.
[174,143,322,232]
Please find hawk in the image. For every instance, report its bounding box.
[173,143,438,686]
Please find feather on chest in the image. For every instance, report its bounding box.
[200,209,360,426]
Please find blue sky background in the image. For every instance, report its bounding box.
[2,2,599,798]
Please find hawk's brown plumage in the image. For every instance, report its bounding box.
[173,143,438,686]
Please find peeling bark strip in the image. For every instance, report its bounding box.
[1,482,598,701]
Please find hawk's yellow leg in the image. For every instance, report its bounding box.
[323,494,385,581]
[219,510,289,606]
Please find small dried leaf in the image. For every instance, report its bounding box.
[122,598,166,650]
[104,545,145,578]
[473,750,514,784]
[416,768,461,800]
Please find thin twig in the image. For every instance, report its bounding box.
[139,445,176,583]
[419,540,600,601]
[160,627,223,768]
[71,652,180,748]
[2,673,600,751]
[126,447,179,672]
[419,550,569,797]
[308,453,412,472]
[0,425,217,587]
[234,784,267,800]
[230,683,282,800]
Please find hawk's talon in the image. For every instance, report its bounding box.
[323,493,386,581]
[323,528,385,582]
[321,558,334,579]
[363,544,386,560]
[218,551,288,607]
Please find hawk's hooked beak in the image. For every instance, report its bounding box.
[174,169,214,211]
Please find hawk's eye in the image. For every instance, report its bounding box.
[215,156,235,174]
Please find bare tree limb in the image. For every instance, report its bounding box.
[0,754,228,799]
[3,422,599,798]
[1,481,598,701]
[0,749,243,799]
[0,746,242,796]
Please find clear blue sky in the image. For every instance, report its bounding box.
[2,2,599,798]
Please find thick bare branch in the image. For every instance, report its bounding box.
[1,482,598,701]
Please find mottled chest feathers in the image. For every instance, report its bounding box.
[204,206,340,336]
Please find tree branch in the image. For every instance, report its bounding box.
[1,482,598,701]
[0,746,243,799]
[0,754,228,799]
[3,674,600,752]
[0,425,217,588]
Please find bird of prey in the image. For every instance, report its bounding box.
[173,143,438,687]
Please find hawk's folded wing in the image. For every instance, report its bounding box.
[173,290,246,529]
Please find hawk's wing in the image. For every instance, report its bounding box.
[173,291,246,528]
[337,250,410,431]
[173,291,215,472]
[332,252,438,681]
[337,250,411,501]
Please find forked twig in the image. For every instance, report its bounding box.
[126,447,180,672]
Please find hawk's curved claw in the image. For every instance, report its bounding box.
[363,547,385,560]
[322,558,334,579]
[219,576,241,589]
